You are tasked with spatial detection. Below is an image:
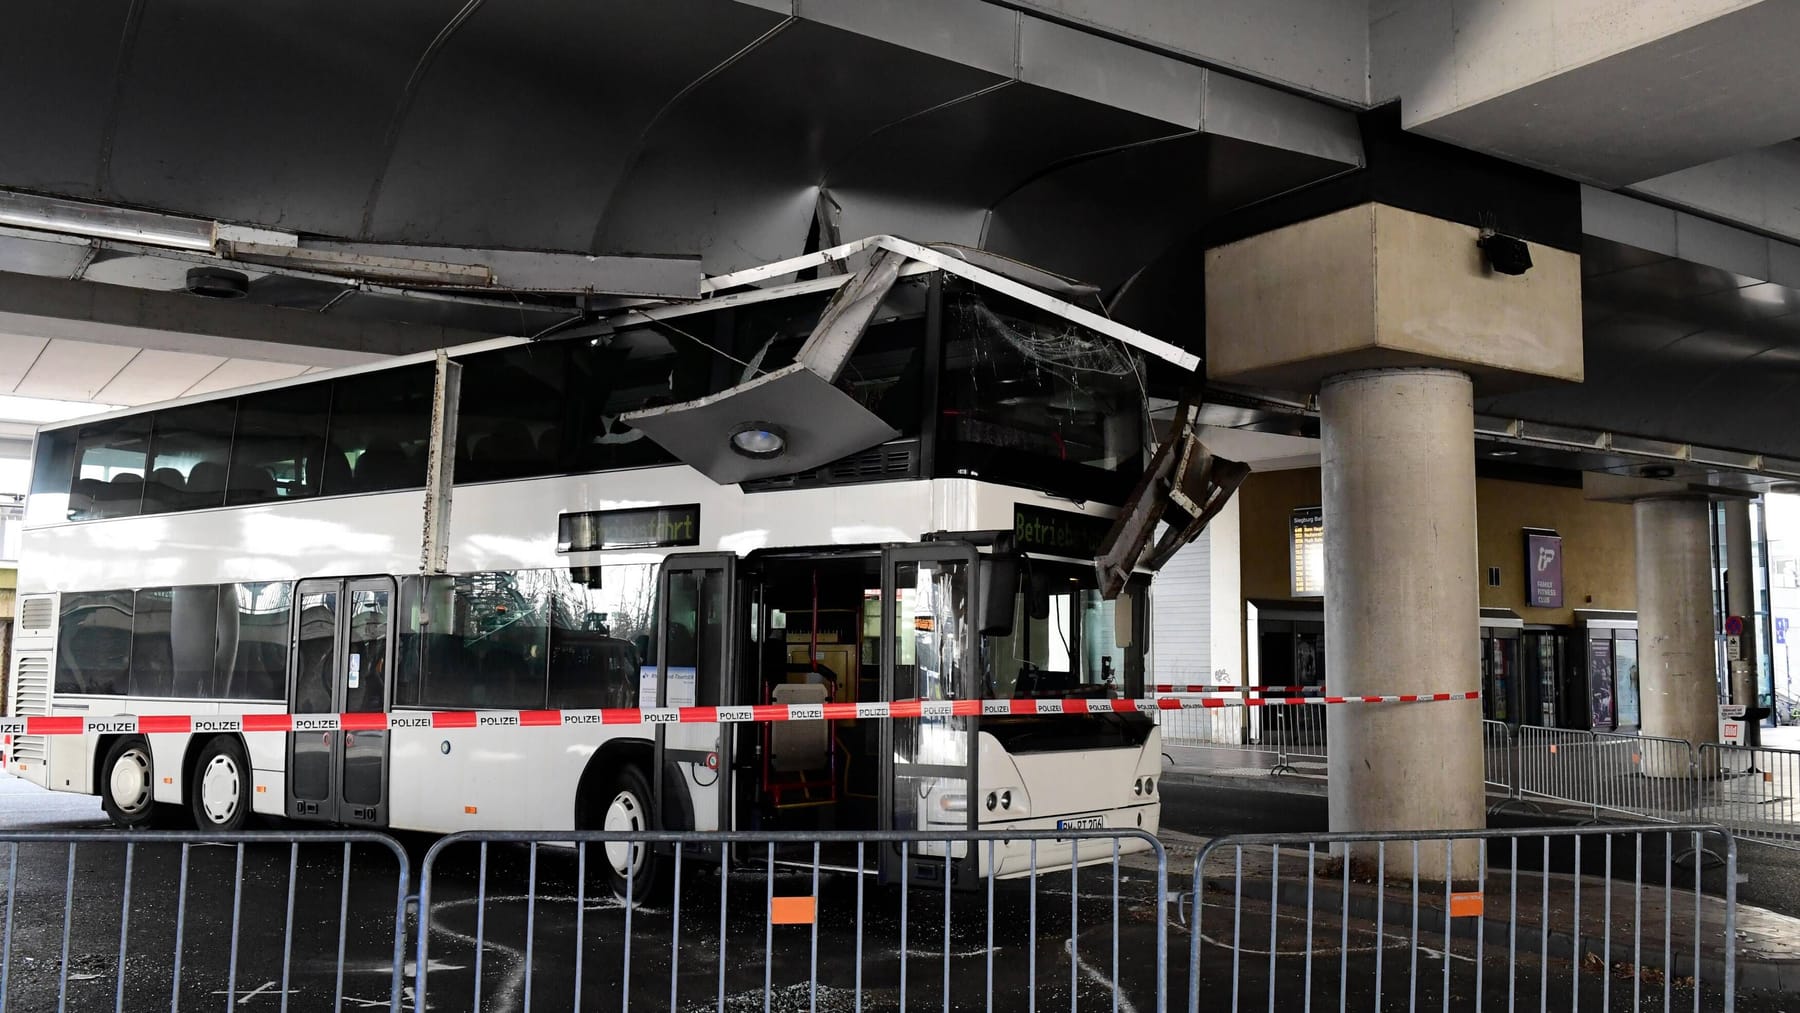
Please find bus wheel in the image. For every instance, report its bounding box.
[598,766,662,902]
[190,737,251,832]
[100,737,157,828]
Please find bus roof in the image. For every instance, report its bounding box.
[38,235,1199,434]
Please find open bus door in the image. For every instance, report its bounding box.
[287,576,394,825]
[878,543,979,885]
[652,553,737,844]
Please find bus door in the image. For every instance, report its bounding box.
[287,577,394,825]
[653,554,736,839]
[879,544,979,885]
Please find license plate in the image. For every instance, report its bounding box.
[1056,816,1105,831]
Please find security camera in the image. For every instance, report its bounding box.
[1477,230,1533,276]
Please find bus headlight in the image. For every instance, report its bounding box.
[938,792,967,813]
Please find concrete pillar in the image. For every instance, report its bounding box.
[1635,497,1720,776]
[1724,499,1758,709]
[1321,368,1485,881]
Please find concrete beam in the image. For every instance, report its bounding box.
[0,270,489,367]
[1205,203,1583,394]
[1630,141,1800,250]
[1581,185,1800,290]
[1374,0,1800,186]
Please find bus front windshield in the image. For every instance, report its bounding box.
[982,566,1144,701]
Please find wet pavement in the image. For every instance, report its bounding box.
[4,770,1799,1009]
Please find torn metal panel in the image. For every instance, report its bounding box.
[296,240,704,298]
[1094,394,1248,599]
[702,235,1200,371]
[795,247,903,382]
[421,352,461,574]
[620,363,899,485]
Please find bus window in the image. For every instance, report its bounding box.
[144,401,235,514]
[221,582,292,700]
[326,364,432,495]
[548,566,655,709]
[411,571,550,709]
[345,587,390,713]
[29,427,76,524]
[454,344,566,484]
[55,591,133,695]
[227,384,331,505]
[936,284,1145,505]
[70,416,150,520]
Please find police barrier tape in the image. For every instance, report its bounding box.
[1152,684,1324,694]
[0,692,1479,737]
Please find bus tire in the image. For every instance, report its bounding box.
[100,736,158,829]
[189,736,252,832]
[596,765,663,903]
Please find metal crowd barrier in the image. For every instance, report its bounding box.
[1696,742,1800,850]
[414,828,1169,1013]
[0,829,410,1013]
[1185,823,1739,1012]
[1482,719,1515,798]
[1155,697,1251,751]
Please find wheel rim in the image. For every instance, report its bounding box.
[602,789,647,877]
[109,748,152,815]
[199,753,242,824]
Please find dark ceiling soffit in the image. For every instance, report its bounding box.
[358,0,490,239]
[1195,385,1800,491]
[582,16,798,255]
[1194,104,1584,256]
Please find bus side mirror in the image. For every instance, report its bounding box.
[1115,590,1135,648]
[980,554,1021,637]
[1027,572,1051,621]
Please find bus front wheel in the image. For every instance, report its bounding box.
[100,737,158,828]
[597,765,662,902]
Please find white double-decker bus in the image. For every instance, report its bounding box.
[7,238,1198,893]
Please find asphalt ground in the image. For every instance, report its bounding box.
[2,773,1791,1011]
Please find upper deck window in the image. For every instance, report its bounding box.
[143,401,235,514]
[226,384,331,505]
[936,284,1146,505]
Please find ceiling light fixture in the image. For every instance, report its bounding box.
[729,422,787,460]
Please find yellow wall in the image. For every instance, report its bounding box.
[1238,468,1636,625]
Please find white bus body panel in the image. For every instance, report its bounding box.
[17,491,428,593]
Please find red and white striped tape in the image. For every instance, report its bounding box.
[0,692,1481,737]
[1152,684,1324,694]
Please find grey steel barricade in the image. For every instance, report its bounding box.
[1697,742,1800,850]
[1591,731,1697,822]
[1185,823,1739,1012]
[1481,719,1514,798]
[0,830,410,1013]
[1515,724,1607,819]
[414,829,1168,1013]
[1156,696,1250,751]
[1267,703,1327,777]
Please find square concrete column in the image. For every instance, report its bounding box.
[1207,203,1583,881]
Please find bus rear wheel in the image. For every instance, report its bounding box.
[596,765,663,903]
[100,737,157,828]
[190,736,252,832]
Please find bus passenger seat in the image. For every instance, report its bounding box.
[769,682,831,773]
[322,449,355,496]
[100,473,145,516]
[186,461,228,507]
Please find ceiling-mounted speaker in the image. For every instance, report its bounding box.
[185,266,250,299]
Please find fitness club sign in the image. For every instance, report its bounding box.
[1524,528,1563,609]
